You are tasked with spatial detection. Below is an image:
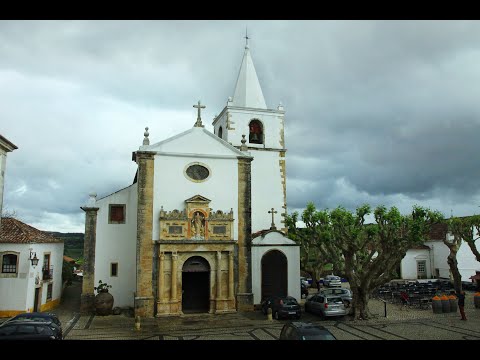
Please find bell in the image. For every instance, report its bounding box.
[251,132,259,142]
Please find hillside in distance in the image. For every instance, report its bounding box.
[47,232,84,259]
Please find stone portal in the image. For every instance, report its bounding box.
[182,256,210,313]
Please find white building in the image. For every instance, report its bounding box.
[81,41,300,317]
[0,134,17,232]
[401,223,480,282]
[0,218,64,317]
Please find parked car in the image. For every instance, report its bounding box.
[323,275,342,287]
[320,288,353,307]
[0,320,63,340]
[261,296,301,320]
[300,276,312,287]
[7,312,62,330]
[305,294,347,318]
[279,322,336,340]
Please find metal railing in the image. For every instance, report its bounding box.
[42,265,53,281]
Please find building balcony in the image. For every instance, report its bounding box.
[42,265,53,281]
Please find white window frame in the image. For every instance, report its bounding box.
[0,251,20,278]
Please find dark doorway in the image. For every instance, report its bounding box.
[261,250,287,300]
[34,287,40,312]
[182,256,210,313]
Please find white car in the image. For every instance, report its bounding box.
[323,275,342,288]
[300,276,311,287]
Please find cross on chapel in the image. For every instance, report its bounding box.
[268,208,277,230]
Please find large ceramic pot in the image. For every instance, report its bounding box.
[95,290,114,316]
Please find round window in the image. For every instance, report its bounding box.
[185,164,210,181]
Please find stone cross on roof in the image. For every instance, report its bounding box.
[193,100,205,128]
[268,208,278,230]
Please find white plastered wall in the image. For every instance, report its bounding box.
[401,248,431,280]
[152,154,239,240]
[251,231,300,304]
[0,242,64,313]
[95,183,138,307]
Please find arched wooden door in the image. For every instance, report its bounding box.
[182,256,210,313]
[261,250,288,300]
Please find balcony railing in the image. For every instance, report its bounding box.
[42,265,53,281]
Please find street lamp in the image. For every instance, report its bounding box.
[29,250,39,268]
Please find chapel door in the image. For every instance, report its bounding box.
[182,256,210,313]
[261,250,288,301]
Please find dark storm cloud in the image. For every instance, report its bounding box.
[2,20,480,231]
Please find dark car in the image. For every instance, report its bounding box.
[261,296,301,320]
[280,322,336,340]
[0,320,63,340]
[8,312,62,329]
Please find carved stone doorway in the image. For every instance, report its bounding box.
[261,250,287,301]
[182,256,210,313]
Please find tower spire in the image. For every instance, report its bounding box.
[231,34,267,109]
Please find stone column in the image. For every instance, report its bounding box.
[171,252,178,301]
[229,251,234,300]
[216,251,222,299]
[134,151,155,318]
[158,252,165,303]
[80,204,99,314]
[237,157,253,310]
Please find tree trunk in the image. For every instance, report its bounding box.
[447,253,462,293]
[351,285,372,320]
[465,239,480,263]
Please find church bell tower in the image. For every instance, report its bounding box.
[212,37,287,233]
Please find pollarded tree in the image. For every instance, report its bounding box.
[287,203,443,320]
[446,215,480,293]
[286,211,335,286]
[286,204,344,282]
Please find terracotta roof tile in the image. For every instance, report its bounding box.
[428,222,448,241]
[0,218,63,244]
[63,255,76,263]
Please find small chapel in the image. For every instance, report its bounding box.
[80,39,300,317]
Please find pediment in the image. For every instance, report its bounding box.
[139,127,251,159]
[185,195,211,204]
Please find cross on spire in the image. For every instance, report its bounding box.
[193,100,206,127]
[268,208,278,230]
[244,27,249,49]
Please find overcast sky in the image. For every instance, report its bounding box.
[2,20,480,233]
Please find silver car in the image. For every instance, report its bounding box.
[305,294,347,318]
[323,275,342,287]
[320,288,353,307]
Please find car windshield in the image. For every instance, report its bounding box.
[300,330,336,340]
[282,298,298,306]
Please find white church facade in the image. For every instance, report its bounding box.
[80,41,300,317]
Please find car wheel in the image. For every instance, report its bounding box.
[274,311,280,320]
